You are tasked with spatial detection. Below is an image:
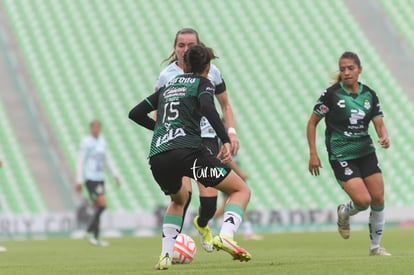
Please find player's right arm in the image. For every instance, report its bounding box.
[128,90,160,130]
[307,90,330,176]
[307,113,323,176]
[198,81,231,163]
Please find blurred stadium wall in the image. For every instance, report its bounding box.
[0,0,414,238]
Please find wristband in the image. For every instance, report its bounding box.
[228,127,237,135]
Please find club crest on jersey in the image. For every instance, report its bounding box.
[344,167,353,176]
[363,99,371,109]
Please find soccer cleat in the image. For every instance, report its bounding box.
[213,235,251,262]
[154,253,172,270]
[337,204,350,239]
[370,247,391,256]
[98,239,109,247]
[88,237,99,246]
[87,234,109,247]
[0,246,7,252]
[193,216,214,252]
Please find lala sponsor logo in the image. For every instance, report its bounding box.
[155,124,186,147]
[191,159,228,181]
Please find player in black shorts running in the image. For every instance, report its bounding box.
[129,45,251,270]
[307,52,391,256]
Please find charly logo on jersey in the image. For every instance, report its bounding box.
[363,99,371,110]
[191,159,228,181]
[337,99,346,108]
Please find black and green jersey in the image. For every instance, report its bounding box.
[148,74,216,157]
[313,81,383,161]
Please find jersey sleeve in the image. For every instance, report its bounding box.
[313,89,331,117]
[198,78,230,144]
[371,91,384,118]
[215,79,226,95]
[198,78,215,99]
[209,64,226,94]
[128,90,160,130]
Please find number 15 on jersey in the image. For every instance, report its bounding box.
[162,102,180,123]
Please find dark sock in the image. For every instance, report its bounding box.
[197,196,217,227]
[87,206,106,239]
[179,192,192,232]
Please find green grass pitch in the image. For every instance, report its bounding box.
[0,228,413,274]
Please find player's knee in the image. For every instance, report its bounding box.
[355,197,371,209]
[370,196,384,206]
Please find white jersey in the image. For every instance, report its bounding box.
[155,62,226,138]
[76,135,119,182]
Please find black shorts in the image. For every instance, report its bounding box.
[329,152,381,183]
[85,180,105,200]
[149,146,231,195]
[202,137,219,155]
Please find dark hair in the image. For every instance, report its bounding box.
[333,51,361,84]
[183,45,211,74]
[163,28,201,64]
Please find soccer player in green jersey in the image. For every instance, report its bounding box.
[129,45,251,270]
[155,28,239,253]
[306,52,391,256]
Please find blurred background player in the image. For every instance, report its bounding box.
[75,119,120,247]
[155,28,239,252]
[307,52,391,256]
[130,45,251,270]
[0,159,6,252]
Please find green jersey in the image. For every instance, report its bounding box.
[313,81,383,161]
[148,74,216,157]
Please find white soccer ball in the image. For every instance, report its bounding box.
[172,233,197,264]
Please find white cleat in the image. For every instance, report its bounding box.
[88,235,109,247]
[370,247,391,256]
[0,246,7,252]
[337,204,350,239]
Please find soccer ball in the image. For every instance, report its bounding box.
[172,233,197,264]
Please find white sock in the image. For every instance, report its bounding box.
[242,220,253,236]
[161,223,180,256]
[342,201,360,217]
[369,210,385,250]
[220,211,243,238]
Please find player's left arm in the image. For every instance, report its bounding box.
[215,91,239,155]
[372,116,390,149]
[371,92,390,149]
[106,154,121,186]
[128,90,160,130]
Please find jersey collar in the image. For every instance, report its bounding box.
[340,81,363,95]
